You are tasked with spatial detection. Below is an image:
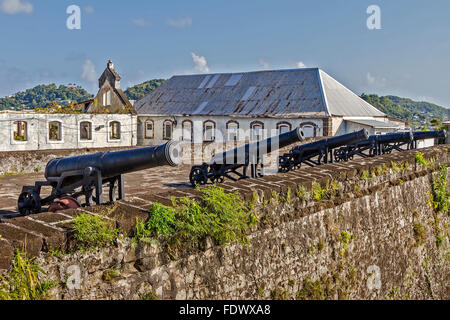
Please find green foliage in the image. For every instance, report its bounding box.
[102,269,120,282]
[391,161,405,173]
[312,180,341,201]
[360,94,448,129]
[296,185,311,201]
[372,165,388,176]
[413,222,426,247]
[339,231,352,257]
[360,170,373,181]
[0,84,92,111]
[72,213,120,251]
[0,250,56,300]
[133,186,259,256]
[296,278,326,300]
[140,289,159,300]
[271,288,290,300]
[428,165,450,214]
[124,79,166,101]
[415,152,430,167]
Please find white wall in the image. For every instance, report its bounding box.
[136,115,326,146]
[0,112,137,152]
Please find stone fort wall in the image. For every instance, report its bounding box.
[0,146,448,300]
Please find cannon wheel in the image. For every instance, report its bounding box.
[18,190,42,216]
[334,149,346,163]
[211,176,225,184]
[278,155,292,173]
[189,166,208,186]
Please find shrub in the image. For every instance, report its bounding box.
[133,185,259,256]
[72,213,119,251]
[415,152,429,167]
[429,165,450,214]
[0,250,56,300]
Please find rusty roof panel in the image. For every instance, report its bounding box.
[135,68,385,118]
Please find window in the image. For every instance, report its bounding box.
[145,119,154,139]
[203,121,216,142]
[226,121,239,141]
[163,120,173,140]
[300,122,317,138]
[102,89,111,106]
[13,121,27,141]
[49,121,62,141]
[182,120,193,141]
[109,121,121,140]
[250,121,264,141]
[277,122,291,134]
[79,122,92,141]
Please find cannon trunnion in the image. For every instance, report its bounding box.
[18,141,181,216]
[189,127,305,186]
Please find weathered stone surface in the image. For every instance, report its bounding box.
[0,146,448,300]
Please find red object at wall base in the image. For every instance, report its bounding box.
[48,197,81,213]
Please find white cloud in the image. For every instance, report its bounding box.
[0,0,33,14]
[259,59,270,69]
[366,72,386,87]
[191,53,210,73]
[81,59,97,85]
[85,5,94,14]
[296,61,307,68]
[167,17,192,28]
[131,18,149,27]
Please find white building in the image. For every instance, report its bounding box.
[0,111,136,152]
[134,68,406,146]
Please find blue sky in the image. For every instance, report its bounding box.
[0,0,449,107]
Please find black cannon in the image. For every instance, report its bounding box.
[410,130,447,149]
[333,131,414,162]
[18,141,182,215]
[278,129,369,172]
[189,127,305,186]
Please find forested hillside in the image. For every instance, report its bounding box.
[361,94,448,129]
[124,79,166,101]
[0,84,93,111]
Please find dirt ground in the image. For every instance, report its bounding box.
[0,164,193,219]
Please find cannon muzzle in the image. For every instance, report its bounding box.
[18,141,182,215]
[45,141,181,180]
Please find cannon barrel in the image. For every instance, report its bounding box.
[292,129,369,157]
[45,141,182,179]
[412,130,447,141]
[376,131,413,144]
[209,127,305,165]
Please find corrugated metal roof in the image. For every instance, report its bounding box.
[347,119,401,129]
[319,70,385,117]
[135,68,386,118]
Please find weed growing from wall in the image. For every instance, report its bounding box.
[0,250,56,300]
[428,165,450,214]
[72,213,120,251]
[133,185,259,257]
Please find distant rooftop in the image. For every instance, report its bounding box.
[135,68,386,118]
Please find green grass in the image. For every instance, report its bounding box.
[72,213,120,251]
[415,152,430,167]
[296,185,311,201]
[133,185,259,257]
[429,165,450,214]
[0,250,56,300]
[312,180,341,201]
